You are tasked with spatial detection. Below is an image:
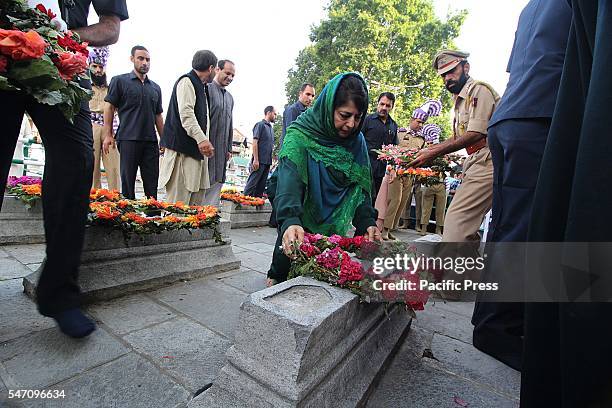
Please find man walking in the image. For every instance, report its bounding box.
[159,50,217,205]
[88,46,120,191]
[0,0,128,338]
[204,59,235,206]
[362,92,398,203]
[103,46,164,199]
[244,106,276,197]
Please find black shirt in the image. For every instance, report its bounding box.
[60,0,129,29]
[253,120,274,165]
[105,72,163,142]
[280,100,307,147]
[362,113,399,178]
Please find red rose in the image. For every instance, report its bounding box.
[0,29,46,60]
[53,51,87,80]
[57,33,89,58]
[0,55,8,73]
[35,3,57,20]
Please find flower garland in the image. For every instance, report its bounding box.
[375,144,453,185]
[5,179,222,240]
[0,1,91,121]
[288,232,431,312]
[220,188,266,207]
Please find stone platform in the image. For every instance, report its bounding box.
[23,220,240,302]
[191,276,412,408]
[221,200,272,229]
[0,195,44,245]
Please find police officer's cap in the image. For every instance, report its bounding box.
[433,50,470,75]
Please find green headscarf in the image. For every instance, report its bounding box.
[278,72,372,236]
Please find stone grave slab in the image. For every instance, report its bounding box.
[220,201,272,229]
[0,196,44,245]
[23,220,240,303]
[191,276,411,408]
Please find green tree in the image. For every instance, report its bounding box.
[285,0,467,140]
[272,113,284,160]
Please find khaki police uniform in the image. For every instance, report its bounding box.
[433,50,499,242]
[385,129,426,230]
[90,85,120,191]
[420,176,447,233]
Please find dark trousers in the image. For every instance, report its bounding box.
[117,140,159,199]
[243,163,270,197]
[471,118,550,371]
[372,175,383,205]
[0,91,93,316]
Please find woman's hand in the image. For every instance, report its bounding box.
[388,169,397,184]
[282,225,305,257]
[365,226,382,242]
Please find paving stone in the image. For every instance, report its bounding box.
[0,280,54,343]
[0,258,31,280]
[123,318,231,392]
[151,279,248,339]
[234,251,272,274]
[231,245,249,254]
[0,327,129,389]
[412,304,474,344]
[428,333,521,397]
[19,353,190,408]
[366,327,518,408]
[0,248,10,258]
[217,268,267,294]
[25,263,41,272]
[234,242,276,254]
[428,300,476,319]
[87,294,175,335]
[2,245,46,265]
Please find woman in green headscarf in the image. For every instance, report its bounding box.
[267,72,382,285]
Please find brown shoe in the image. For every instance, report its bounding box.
[388,232,398,240]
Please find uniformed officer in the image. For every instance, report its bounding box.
[411,50,499,243]
[383,100,441,239]
[89,47,121,191]
[418,124,446,235]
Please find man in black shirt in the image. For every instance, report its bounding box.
[280,83,315,148]
[244,106,277,197]
[362,92,399,203]
[0,0,128,338]
[103,45,164,199]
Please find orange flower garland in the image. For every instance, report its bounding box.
[221,190,265,207]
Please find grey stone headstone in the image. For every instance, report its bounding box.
[221,201,272,229]
[191,276,411,408]
[22,221,240,303]
[0,195,45,244]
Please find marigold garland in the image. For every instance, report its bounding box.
[221,189,265,207]
[5,180,222,240]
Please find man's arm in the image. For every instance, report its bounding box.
[251,139,260,171]
[227,104,234,161]
[102,102,117,154]
[155,114,164,138]
[176,78,213,157]
[73,15,121,46]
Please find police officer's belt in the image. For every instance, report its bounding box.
[465,137,487,155]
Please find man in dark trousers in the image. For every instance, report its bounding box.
[244,106,276,197]
[362,92,398,204]
[0,0,128,338]
[471,0,571,372]
[103,45,164,199]
[523,1,612,407]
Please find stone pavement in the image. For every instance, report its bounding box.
[0,226,520,407]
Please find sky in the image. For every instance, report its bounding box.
[94,0,529,138]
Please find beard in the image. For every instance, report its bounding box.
[445,72,468,94]
[91,72,107,87]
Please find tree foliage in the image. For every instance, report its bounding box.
[285,0,467,139]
